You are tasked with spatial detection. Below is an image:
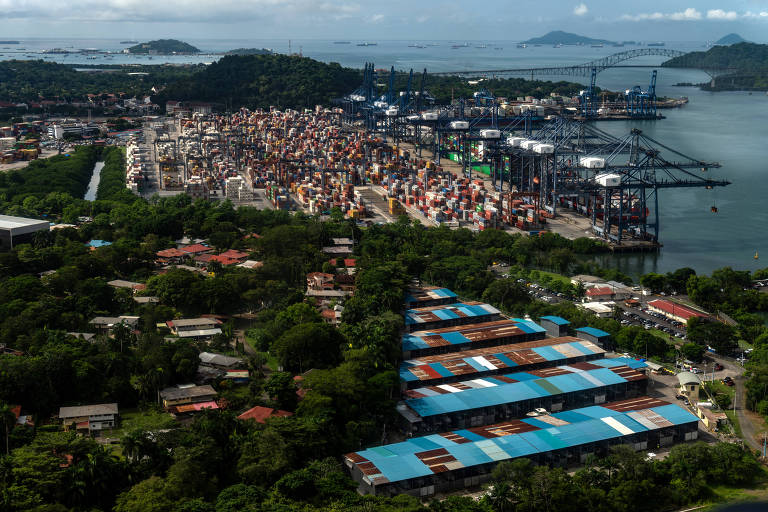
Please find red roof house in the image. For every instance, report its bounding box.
[237,406,293,423]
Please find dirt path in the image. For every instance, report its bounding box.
[735,375,766,452]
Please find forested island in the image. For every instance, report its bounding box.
[127,39,200,54]
[522,30,615,45]
[664,42,768,90]
[224,48,274,56]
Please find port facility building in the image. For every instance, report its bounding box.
[405,302,503,332]
[405,287,458,308]
[399,336,606,389]
[402,319,547,359]
[647,299,708,323]
[347,397,699,497]
[398,357,648,434]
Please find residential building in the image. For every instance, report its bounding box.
[198,351,244,370]
[677,372,701,401]
[167,318,222,339]
[237,406,293,423]
[88,315,140,334]
[159,384,217,409]
[59,403,118,433]
[580,301,615,318]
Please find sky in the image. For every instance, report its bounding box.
[1,0,768,41]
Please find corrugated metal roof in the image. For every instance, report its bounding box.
[345,398,698,486]
[540,316,570,326]
[403,319,537,352]
[404,359,647,417]
[399,337,605,383]
[405,302,501,326]
[575,326,611,338]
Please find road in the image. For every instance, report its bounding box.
[735,375,764,452]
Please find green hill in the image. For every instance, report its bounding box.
[128,39,200,54]
[663,42,768,70]
[714,33,747,45]
[154,54,360,109]
[522,30,614,45]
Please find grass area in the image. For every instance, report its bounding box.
[107,406,179,439]
[724,410,743,438]
[650,328,674,344]
[534,270,573,288]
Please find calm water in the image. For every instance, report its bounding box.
[3,38,765,276]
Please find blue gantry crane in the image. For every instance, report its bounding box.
[578,67,598,118]
[625,70,658,117]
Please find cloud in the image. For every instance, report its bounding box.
[621,8,701,21]
[706,9,738,20]
[622,7,768,22]
[369,13,385,23]
[573,3,587,16]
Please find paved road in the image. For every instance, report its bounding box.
[735,375,763,451]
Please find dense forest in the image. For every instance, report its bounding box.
[663,42,768,90]
[0,60,199,103]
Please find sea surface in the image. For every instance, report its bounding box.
[3,38,766,276]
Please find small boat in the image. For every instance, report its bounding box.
[517,43,527,48]
[591,43,604,48]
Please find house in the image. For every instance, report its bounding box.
[59,403,118,433]
[237,260,263,270]
[107,279,145,294]
[180,243,212,256]
[579,301,615,318]
[159,384,217,409]
[88,315,140,334]
[10,405,33,427]
[167,318,222,339]
[218,249,249,261]
[198,351,244,370]
[677,372,701,402]
[237,406,293,423]
[156,248,188,264]
[224,369,249,384]
[86,239,112,250]
[695,402,727,430]
[133,296,160,304]
[307,272,335,291]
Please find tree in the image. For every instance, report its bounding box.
[640,273,667,294]
[264,372,298,411]
[273,323,343,373]
[482,279,531,313]
[114,476,174,512]
[0,402,15,455]
[681,342,705,362]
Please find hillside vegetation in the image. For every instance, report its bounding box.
[522,30,614,45]
[664,43,768,90]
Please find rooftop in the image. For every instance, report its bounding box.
[575,326,611,338]
[403,358,647,418]
[400,337,605,383]
[0,214,50,231]
[160,384,216,401]
[648,299,708,320]
[403,319,537,352]
[405,302,501,326]
[405,287,458,305]
[59,403,118,419]
[346,397,697,487]
[199,352,243,367]
[237,405,293,423]
[168,318,221,328]
[539,316,570,326]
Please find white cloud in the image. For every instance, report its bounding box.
[573,3,588,16]
[369,13,385,23]
[621,8,701,21]
[707,9,738,20]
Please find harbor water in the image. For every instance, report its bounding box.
[3,38,767,276]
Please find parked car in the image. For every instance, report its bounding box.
[713,363,723,371]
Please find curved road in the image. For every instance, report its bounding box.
[735,375,763,452]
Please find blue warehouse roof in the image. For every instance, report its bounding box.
[402,319,542,353]
[346,397,698,487]
[575,326,611,338]
[405,302,501,326]
[540,316,570,326]
[404,358,647,418]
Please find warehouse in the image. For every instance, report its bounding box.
[0,215,50,251]
[402,318,547,359]
[346,397,699,497]
[405,287,459,308]
[405,302,503,332]
[575,326,614,350]
[647,299,708,323]
[398,358,648,434]
[400,336,606,389]
[539,316,570,337]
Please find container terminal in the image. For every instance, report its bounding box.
[340,286,702,497]
[127,64,729,250]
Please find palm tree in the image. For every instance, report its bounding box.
[0,402,16,455]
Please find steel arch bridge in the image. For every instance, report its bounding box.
[431,48,689,77]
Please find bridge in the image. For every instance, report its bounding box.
[430,48,733,78]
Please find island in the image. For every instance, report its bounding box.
[224,48,273,56]
[127,39,200,55]
[522,30,615,45]
[714,33,747,46]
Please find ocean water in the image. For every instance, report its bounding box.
[3,38,766,276]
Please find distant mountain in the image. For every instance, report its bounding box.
[714,33,747,46]
[522,31,614,45]
[128,39,200,54]
[224,48,273,56]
